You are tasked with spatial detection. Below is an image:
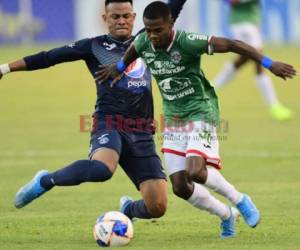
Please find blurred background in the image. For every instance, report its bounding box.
[0,0,300,44]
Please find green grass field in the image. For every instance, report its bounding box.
[0,45,299,250]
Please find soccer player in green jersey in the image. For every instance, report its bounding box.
[213,0,293,121]
[97,1,296,238]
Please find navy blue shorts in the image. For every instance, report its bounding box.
[89,121,166,190]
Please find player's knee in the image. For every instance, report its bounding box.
[172,182,192,200]
[187,168,207,184]
[147,201,167,218]
[90,160,113,182]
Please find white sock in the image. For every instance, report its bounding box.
[187,182,230,220]
[213,62,236,89]
[205,167,243,205]
[255,73,279,107]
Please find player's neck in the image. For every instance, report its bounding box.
[154,30,175,50]
[108,34,133,44]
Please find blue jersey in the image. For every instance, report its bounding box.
[23,35,153,122]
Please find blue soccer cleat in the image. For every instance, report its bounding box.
[119,196,133,217]
[236,194,260,228]
[220,207,237,239]
[14,170,49,209]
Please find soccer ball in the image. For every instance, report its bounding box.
[93,211,134,247]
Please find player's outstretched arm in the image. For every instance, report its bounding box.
[210,36,297,80]
[95,44,139,86]
[0,59,27,80]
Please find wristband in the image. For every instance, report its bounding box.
[261,56,273,69]
[0,64,10,75]
[116,59,127,73]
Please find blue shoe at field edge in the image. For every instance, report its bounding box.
[119,196,134,217]
[220,206,236,239]
[14,170,49,209]
[236,194,260,228]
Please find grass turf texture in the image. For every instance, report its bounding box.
[0,45,299,250]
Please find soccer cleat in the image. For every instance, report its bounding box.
[220,206,236,239]
[14,170,49,209]
[119,196,134,217]
[231,206,240,221]
[270,104,293,121]
[236,194,260,228]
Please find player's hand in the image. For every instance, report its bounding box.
[269,62,297,81]
[95,64,123,87]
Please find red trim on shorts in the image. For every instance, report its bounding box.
[162,148,186,157]
[186,149,220,161]
[207,162,222,170]
[186,149,222,169]
[163,148,222,169]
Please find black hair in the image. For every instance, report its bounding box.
[143,1,171,20]
[105,0,132,6]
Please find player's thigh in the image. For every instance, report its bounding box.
[91,149,119,173]
[162,126,188,176]
[164,151,186,176]
[89,129,122,173]
[119,154,166,191]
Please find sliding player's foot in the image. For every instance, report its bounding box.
[15,170,49,208]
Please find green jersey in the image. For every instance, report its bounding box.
[134,30,219,124]
[230,0,261,25]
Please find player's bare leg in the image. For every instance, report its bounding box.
[186,156,260,228]
[165,154,237,238]
[120,179,167,220]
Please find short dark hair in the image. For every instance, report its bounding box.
[105,0,133,6]
[143,1,171,20]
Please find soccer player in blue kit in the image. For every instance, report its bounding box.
[0,0,186,220]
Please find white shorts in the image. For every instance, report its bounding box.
[231,22,263,50]
[162,121,221,176]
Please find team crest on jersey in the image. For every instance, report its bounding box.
[124,58,146,78]
[170,50,182,64]
[103,42,117,51]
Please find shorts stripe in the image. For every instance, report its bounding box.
[162,148,186,157]
[186,149,222,169]
[206,162,222,170]
[186,149,220,161]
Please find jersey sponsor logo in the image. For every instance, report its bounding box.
[124,58,146,78]
[128,80,147,88]
[142,51,155,64]
[158,77,192,93]
[103,42,117,51]
[170,50,182,64]
[187,33,207,41]
[97,134,109,145]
